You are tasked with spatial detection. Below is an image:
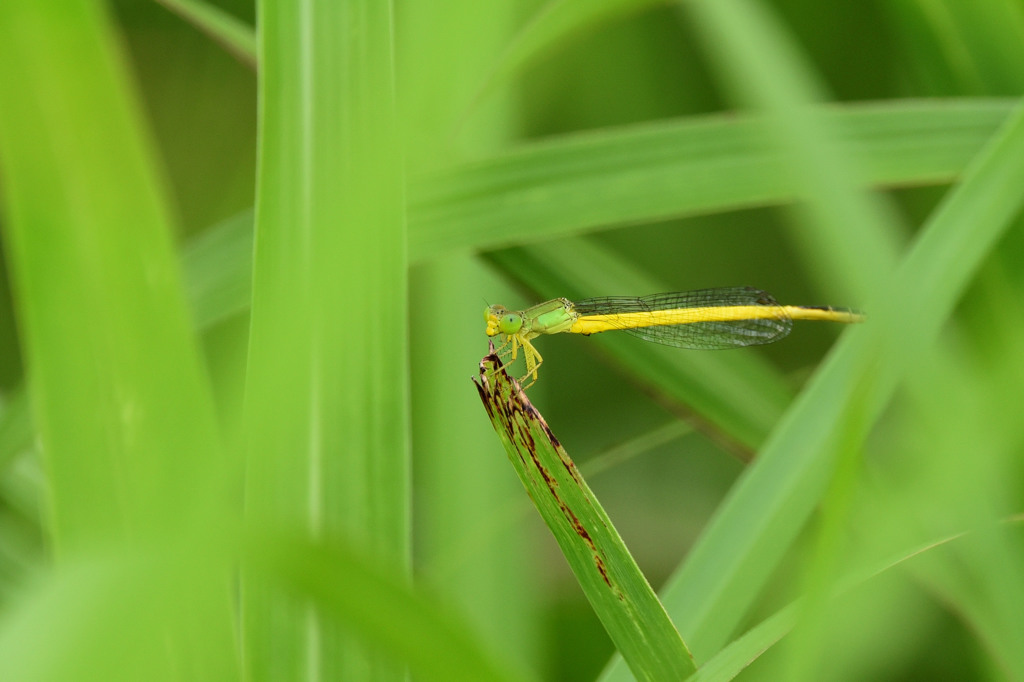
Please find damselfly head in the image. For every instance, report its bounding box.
[484,305,523,337]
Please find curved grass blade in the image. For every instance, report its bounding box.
[155,0,256,68]
[0,392,31,473]
[0,0,234,677]
[246,530,534,682]
[467,0,668,112]
[411,99,1013,261]
[474,347,696,681]
[182,208,255,329]
[684,524,991,682]
[0,0,223,555]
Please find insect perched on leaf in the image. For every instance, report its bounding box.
[484,286,864,389]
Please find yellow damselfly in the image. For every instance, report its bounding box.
[484,286,863,388]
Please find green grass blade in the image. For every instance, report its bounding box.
[0,548,237,682]
[475,351,696,681]
[182,209,255,328]
[0,205,252,484]
[899,521,1024,678]
[911,0,1024,94]
[0,0,222,557]
[248,530,534,682]
[0,0,234,677]
[242,0,409,680]
[176,102,1013,270]
[684,525,980,682]
[581,419,692,479]
[155,0,256,68]
[0,392,31,473]
[469,0,667,110]
[411,99,1012,261]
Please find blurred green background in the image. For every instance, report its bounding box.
[1,0,1023,680]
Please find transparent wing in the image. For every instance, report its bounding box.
[571,287,792,350]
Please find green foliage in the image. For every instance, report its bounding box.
[0,0,1022,680]
[476,355,695,680]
